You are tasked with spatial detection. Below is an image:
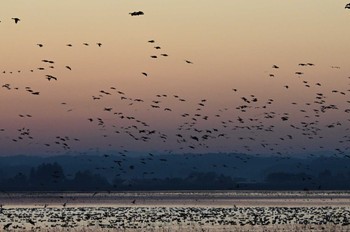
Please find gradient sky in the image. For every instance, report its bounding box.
[0,1,349,156]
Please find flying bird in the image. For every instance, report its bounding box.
[46,75,57,81]
[129,11,144,16]
[12,17,20,24]
[185,60,193,64]
[345,3,350,9]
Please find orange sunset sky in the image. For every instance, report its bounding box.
[0,1,349,156]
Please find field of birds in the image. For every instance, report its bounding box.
[1,191,350,231]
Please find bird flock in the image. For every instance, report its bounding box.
[0,4,350,232]
[0,6,350,173]
[1,206,350,231]
[1,191,350,230]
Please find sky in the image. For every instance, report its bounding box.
[0,1,349,156]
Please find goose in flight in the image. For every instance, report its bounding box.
[46,75,57,81]
[185,60,193,64]
[345,3,350,9]
[12,17,20,24]
[129,11,144,16]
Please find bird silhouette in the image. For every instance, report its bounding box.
[129,11,144,16]
[46,75,57,81]
[12,17,20,24]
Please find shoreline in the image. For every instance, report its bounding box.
[1,190,350,207]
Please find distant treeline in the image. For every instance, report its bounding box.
[1,162,350,191]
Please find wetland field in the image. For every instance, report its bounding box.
[1,191,350,231]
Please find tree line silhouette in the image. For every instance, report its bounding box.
[1,162,350,191]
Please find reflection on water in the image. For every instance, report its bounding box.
[1,191,350,207]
